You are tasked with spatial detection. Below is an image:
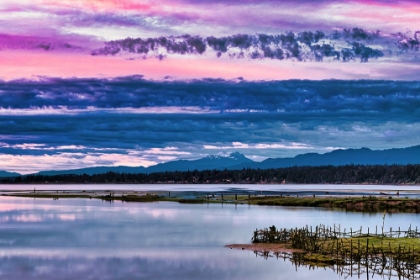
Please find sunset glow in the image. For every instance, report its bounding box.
[1,0,420,173]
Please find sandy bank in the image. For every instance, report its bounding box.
[225,243,303,253]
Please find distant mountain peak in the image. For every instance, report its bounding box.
[0,170,21,178]
[228,151,247,160]
[204,155,222,160]
[203,152,248,161]
[25,145,420,177]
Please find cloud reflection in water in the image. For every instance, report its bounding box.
[0,196,417,279]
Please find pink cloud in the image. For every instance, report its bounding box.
[40,0,153,13]
[0,33,99,52]
[0,152,158,174]
[2,48,420,81]
[336,2,420,31]
[2,0,418,40]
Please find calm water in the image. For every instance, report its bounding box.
[0,192,418,279]
[1,183,420,197]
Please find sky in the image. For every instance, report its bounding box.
[0,0,420,174]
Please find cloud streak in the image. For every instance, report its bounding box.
[1,77,419,117]
[85,27,420,66]
[91,29,392,63]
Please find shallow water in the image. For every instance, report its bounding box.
[1,183,420,197]
[0,194,418,279]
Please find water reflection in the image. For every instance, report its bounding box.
[0,253,322,280]
[0,196,418,279]
[1,183,420,196]
[253,250,420,280]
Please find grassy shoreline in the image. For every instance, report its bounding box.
[227,234,420,266]
[4,191,420,213]
[248,195,420,212]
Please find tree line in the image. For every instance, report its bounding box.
[3,164,420,185]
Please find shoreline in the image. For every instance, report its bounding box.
[1,182,419,185]
[225,243,302,253]
[3,190,420,213]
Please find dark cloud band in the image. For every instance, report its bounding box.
[1,77,419,115]
[0,77,419,158]
[89,28,420,63]
[91,29,390,62]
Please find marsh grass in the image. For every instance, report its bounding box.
[8,192,420,213]
[252,223,420,268]
[97,194,161,202]
[248,196,420,213]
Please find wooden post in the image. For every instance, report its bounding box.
[336,238,339,259]
[366,239,369,259]
[235,193,237,201]
[366,240,369,280]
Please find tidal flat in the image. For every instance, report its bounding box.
[4,188,420,213]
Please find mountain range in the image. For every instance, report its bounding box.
[1,146,420,177]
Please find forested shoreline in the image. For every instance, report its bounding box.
[2,164,420,185]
